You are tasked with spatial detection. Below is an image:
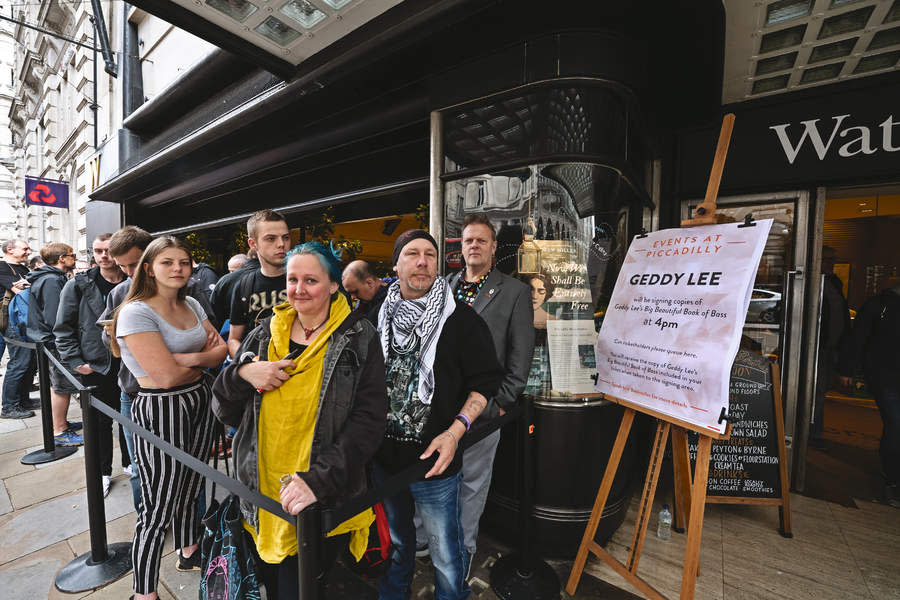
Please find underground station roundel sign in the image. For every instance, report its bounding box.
[25,177,69,209]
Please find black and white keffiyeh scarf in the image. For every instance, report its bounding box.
[378,277,456,405]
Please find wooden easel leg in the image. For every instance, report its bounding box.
[566,408,636,596]
[680,435,712,600]
[671,427,693,533]
[627,421,670,573]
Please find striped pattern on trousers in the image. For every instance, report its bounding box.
[130,378,215,595]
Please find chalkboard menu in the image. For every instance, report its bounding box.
[689,349,781,498]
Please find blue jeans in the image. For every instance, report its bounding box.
[374,465,469,600]
[872,382,900,485]
[2,323,35,411]
[121,393,142,512]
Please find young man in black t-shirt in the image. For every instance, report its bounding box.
[0,239,35,419]
[226,210,291,358]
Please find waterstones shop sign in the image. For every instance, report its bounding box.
[678,82,900,191]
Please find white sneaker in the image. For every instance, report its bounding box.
[102,475,111,498]
[123,465,133,477]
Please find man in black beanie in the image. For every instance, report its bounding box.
[373,229,503,599]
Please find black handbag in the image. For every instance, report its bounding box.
[199,428,261,600]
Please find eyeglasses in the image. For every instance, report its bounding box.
[64,253,77,258]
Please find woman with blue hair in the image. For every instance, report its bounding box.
[212,241,388,598]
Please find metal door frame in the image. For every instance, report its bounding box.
[681,190,810,485]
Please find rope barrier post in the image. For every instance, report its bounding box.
[297,504,322,600]
[55,388,132,593]
[490,396,560,599]
[20,342,78,465]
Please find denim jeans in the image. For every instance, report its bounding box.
[872,382,900,485]
[1,323,35,411]
[374,465,469,600]
[121,392,142,512]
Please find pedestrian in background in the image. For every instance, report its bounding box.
[26,243,81,445]
[111,236,227,599]
[839,276,900,508]
[0,239,36,419]
[342,259,391,323]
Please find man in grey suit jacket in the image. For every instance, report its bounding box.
[446,213,534,567]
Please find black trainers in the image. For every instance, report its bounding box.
[176,549,202,572]
[0,405,35,419]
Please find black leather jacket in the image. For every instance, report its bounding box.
[212,311,387,531]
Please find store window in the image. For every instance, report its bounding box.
[441,81,652,400]
[444,163,643,399]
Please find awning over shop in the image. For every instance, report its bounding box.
[128,0,477,80]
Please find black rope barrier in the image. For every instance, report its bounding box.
[17,336,530,598]
[0,336,80,466]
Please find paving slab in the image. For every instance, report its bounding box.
[0,425,44,454]
[0,448,31,479]
[4,456,87,509]
[0,419,26,434]
[0,479,12,516]
[0,480,135,565]
[66,511,136,557]
[0,540,76,600]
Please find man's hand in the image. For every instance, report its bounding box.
[421,421,466,478]
[75,364,94,375]
[280,474,317,515]
[237,359,295,392]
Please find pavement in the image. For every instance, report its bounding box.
[0,384,898,599]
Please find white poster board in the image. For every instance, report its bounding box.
[594,220,772,434]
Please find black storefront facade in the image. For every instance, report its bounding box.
[90,0,897,551]
[674,72,900,495]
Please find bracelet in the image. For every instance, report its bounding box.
[444,429,458,445]
[454,413,471,432]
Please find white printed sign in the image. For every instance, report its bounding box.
[594,220,772,434]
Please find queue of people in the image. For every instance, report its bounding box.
[5,207,894,600]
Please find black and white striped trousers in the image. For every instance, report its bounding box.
[131,378,215,595]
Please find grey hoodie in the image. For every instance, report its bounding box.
[26,265,68,345]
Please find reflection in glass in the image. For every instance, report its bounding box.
[687,202,795,359]
[206,0,258,21]
[255,16,302,45]
[445,163,638,399]
[281,0,327,28]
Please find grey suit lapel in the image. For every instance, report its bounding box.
[472,269,503,314]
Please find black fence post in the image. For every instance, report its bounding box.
[297,504,322,600]
[55,389,132,593]
[20,342,78,465]
[490,396,560,599]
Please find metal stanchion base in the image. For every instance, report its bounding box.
[20,445,78,465]
[490,553,560,600]
[55,542,133,593]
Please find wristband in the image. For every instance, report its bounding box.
[454,413,471,432]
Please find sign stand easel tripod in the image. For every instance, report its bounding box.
[566,114,739,600]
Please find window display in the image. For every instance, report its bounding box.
[444,162,641,399]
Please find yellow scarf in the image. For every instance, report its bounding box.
[244,295,373,563]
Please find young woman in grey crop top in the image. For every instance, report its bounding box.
[111,237,227,599]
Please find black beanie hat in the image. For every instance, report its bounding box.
[392,229,439,265]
